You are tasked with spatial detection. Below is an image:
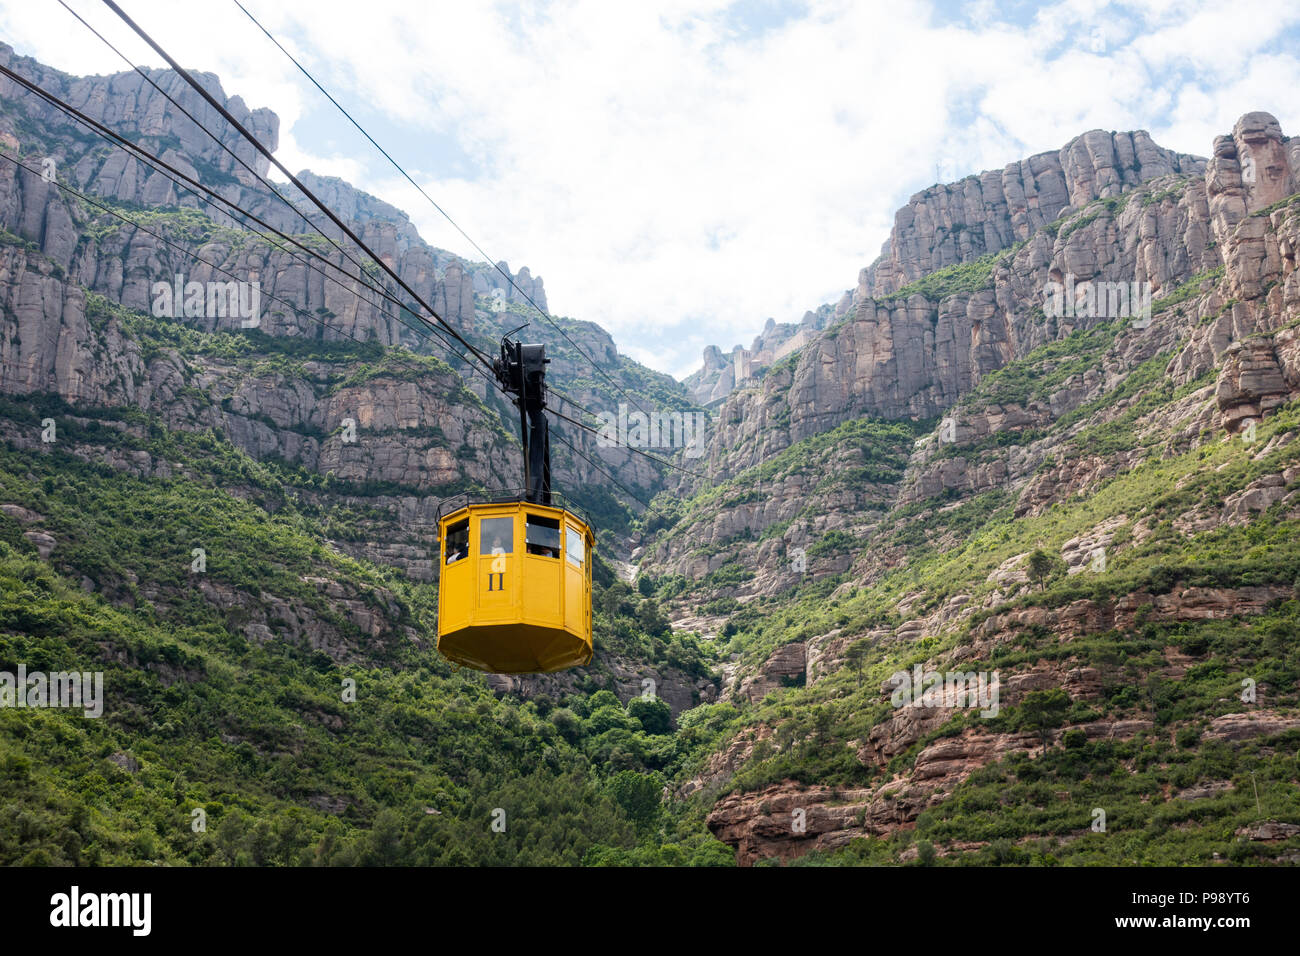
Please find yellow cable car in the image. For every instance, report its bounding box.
[437,498,593,672]
[435,338,596,673]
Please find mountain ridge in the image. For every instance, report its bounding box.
[1,38,1298,867]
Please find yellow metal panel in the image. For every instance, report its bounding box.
[564,557,583,635]
[439,622,591,673]
[440,557,472,633]
[523,553,563,627]
[476,552,516,621]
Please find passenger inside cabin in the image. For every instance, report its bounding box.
[445,520,469,564]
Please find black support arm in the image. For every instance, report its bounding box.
[494,338,552,505]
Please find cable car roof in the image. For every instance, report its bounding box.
[435,489,595,531]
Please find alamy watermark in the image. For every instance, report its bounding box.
[1,665,103,718]
[596,404,707,459]
[152,273,261,328]
[1043,273,1152,329]
[49,886,150,936]
[1241,677,1256,703]
[889,664,1000,717]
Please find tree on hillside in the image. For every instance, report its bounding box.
[606,770,663,835]
[627,695,672,735]
[1019,689,1071,755]
[636,599,671,638]
[845,640,869,688]
[1026,549,1061,591]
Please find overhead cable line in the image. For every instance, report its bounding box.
[102,0,495,372]
[0,62,487,372]
[549,428,651,512]
[230,0,658,420]
[547,406,708,480]
[57,0,407,322]
[7,21,701,486]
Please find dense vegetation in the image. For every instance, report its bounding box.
[0,373,731,866]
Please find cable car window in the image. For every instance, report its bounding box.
[480,517,514,555]
[445,519,469,565]
[566,527,585,567]
[526,514,561,557]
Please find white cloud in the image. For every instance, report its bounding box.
[2,0,1298,379]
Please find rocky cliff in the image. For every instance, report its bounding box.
[651,114,1299,604]
[685,306,838,406]
[686,130,1206,407]
[643,112,1300,865]
[0,40,690,506]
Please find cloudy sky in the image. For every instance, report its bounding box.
[2,1,1298,378]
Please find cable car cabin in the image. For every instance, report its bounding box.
[437,500,594,673]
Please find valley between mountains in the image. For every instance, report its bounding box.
[1,41,1299,866]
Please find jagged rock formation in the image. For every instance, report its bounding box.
[0,43,278,207]
[649,113,1300,865]
[686,344,734,405]
[718,138,1213,457]
[654,113,1300,605]
[862,130,1205,299]
[686,130,1205,407]
[0,40,683,502]
[685,307,836,406]
[0,41,548,349]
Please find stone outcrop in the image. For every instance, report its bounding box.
[686,308,836,405]
[0,43,278,209]
[732,642,806,703]
[865,130,1205,298]
[1203,710,1300,742]
[0,41,551,350]
[1236,821,1300,841]
[706,717,1156,865]
[686,129,1206,401]
[0,245,142,402]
